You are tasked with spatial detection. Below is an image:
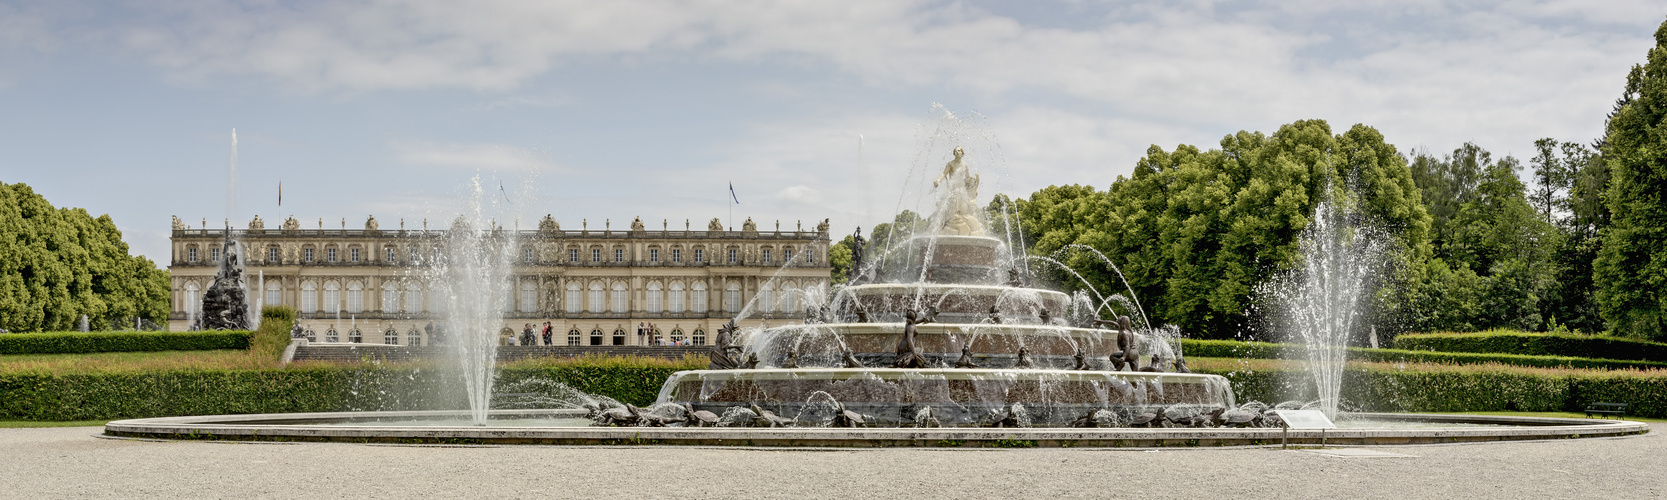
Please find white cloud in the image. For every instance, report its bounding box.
[392,141,558,172]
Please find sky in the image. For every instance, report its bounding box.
[0,0,1660,266]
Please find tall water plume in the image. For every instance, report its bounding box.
[1272,190,1384,417]
[425,178,519,425]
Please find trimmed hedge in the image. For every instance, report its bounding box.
[1195,360,1667,418]
[1393,330,1667,362]
[1181,339,1667,371]
[0,358,700,421]
[0,331,252,355]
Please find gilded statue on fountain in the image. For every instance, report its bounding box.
[932,147,985,236]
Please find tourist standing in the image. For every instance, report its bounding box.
[541,322,553,346]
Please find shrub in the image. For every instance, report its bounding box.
[1393,330,1667,362]
[0,330,251,355]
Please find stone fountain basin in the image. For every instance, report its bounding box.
[748,322,1137,365]
[841,283,1070,323]
[103,410,1649,447]
[658,368,1234,425]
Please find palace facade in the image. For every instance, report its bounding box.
[167,214,833,346]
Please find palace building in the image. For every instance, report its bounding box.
[167,214,833,346]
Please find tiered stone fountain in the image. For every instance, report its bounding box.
[656,147,1235,427]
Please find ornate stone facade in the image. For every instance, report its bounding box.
[168,215,833,347]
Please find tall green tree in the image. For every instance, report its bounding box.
[1595,19,1667,339]
[0,182,170,331]
[1018,120,1429,339]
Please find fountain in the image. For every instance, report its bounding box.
[193,233,252,331]
[106,113,1648,446]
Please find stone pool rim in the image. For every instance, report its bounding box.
[103,410,1649,447]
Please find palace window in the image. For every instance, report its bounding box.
[591,248,601,262]
[568,329,581,346]
[692,249,703,263]
[692,329,706,346]
[759,283,775,313]
[589,329,603,346]
[405,283,422,313]
[647,282,662,313]
[348,328,362,343]
[407,329,422,346]
[350,248,361,262]
[724,282,740,313]
[613,249,624,262]
[806,248,816,263]
[184,283,200,317]
[324,282,340,313]
[265,281,281,307]
[265,245,279,263]
[384,329,399,345]
[387,247,397,263]
[670,328,684,344]
[327,248,338,262]
[187,247,198,262]
[692,282,707,313]
[649,248,659,263]
[303,247,314,262]
[566,282,581,313]
[782,284,797,312]
[671,248,682,263]
[588,282,604,313]
[569,249,579,262]
[346,282,363,313]
[210,247,221,263]
[301,282,317,313]
[762,249,772,264]
[523,247,535,263]
[382,283,398,312]
[520,282,536,313]
[612,328,626,346]
[669,282,684,313]
[727,248,737,264]
[785,248,795,263]
[325,328,339,342]
[611,282,627,313]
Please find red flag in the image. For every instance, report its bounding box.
[278,180,282,206]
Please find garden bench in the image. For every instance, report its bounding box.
[1583,402,1627,418]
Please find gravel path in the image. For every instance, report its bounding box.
[2,424,1661,499]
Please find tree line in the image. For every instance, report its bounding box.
[0,182,171,332]
[834,19,1667,341]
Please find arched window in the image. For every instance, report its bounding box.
[588,282,604,313]
[265,281,282,307]
[692,329,706,346]
[407,329,422,346]
[782,283,798,313]
[647,282,663,314]
[669,282,684,313]
[670,328,684,344]
[405,283,422,313]
[184,282,200,317]
[566,282,581,313]
[724,281,740,313]
[759,283,775,313]
[590,329,603,346]
[348,328,362,343]
[567,329,581,346]
[382,282,398,313]
[346,282,364,313]
[692,282,708,313]
[324,281,341,313]
[612,328,626,346]
[325,328,339,342]
[384,329,399,345]
[303,328,316,342]
[301,281,316,313]
[520,282,537,313]
[611,282,628,314]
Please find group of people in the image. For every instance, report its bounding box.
[509,322,556,346]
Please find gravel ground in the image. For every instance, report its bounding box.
[2,424,1662,499]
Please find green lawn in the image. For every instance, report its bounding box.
[0,349,269,374]
[1453,411,1666,423]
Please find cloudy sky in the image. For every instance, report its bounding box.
[0,1,1660,264]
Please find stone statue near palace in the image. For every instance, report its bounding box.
[194,235,251,331]
[932,147,985,236]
